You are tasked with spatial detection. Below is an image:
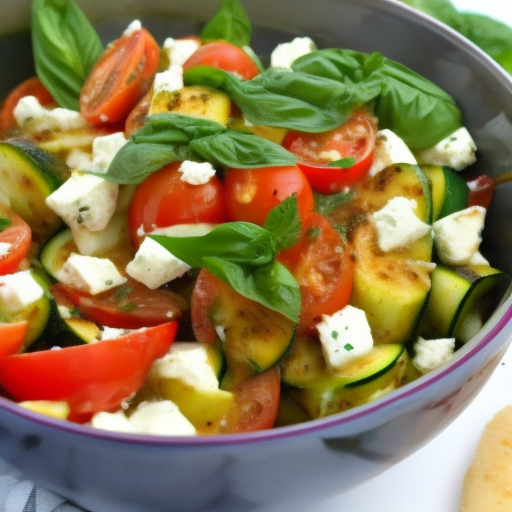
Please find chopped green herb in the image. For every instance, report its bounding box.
[331,330,339,340]
[0,216,11,232]
[120,302,137,313]
[344,343,354,351]
[327,157,356,168]
[105,279,114,286]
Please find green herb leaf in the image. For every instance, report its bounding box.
[314,190,353,217]
[31,0,103,110]
[328,157,356,168]
[263,194,301,250]
[398,0,461,27]
[0,216,11,232]
[200,0,252,47]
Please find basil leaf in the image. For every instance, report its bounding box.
[263,194,301,251]
[328,157,356,168]
[31,0,103,110]
[184,66,379,132]
[203,258,300,322]
[200,0,252,47]
[398,0,461,27]
[0,217,11,232]
[190,130,298,168]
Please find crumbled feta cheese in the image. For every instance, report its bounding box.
[0,242,11,258]
[55,253,127,295]
[412,336,455,373]
[100,326,132,340]
[316,305,374,370]
[270,37,317,69]
[163,37,201,67]
[13,96,88,133]
[126,236,191,289]
[123,20,142,38]
[45,171,119,232]
[432,206,486,266]
[177,160,216,185]
[0,271,44,313]
[149,342,221,391]
[371,197,431,252]
[91,132,128,173]
[91,400,197,436]
[368,129,417,176]
[66,149,94,171]
[152,66,184,95]
[415,127,476,171]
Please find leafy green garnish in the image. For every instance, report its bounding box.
[101,113,297,184]
[200,0,252,47]
[0,216,11,232]
[151,195,302,322]
[31,0,103,110]
[328,157,356,168]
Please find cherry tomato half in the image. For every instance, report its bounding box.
[224,165,314,227]
[283,109,377,194]
[128,161,227,247]
[0,203,32,275]
[0,321,27,356]
[80,28,160,125]
[183,41,260,80]
[278,212,354,334]
[0,322,177,422]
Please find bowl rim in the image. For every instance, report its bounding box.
[1,0,512,447]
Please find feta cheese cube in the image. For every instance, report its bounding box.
[123,19,142,37]
[432,206,486,265]
[0,242,11,258]
[316,305,374,370]
[91,132,128,173]
[55,253,127,295]
[0,270,44,313]
[126,237,191,289]
[270,37,318,69]
[371,197,431,252]
[368,129,417,176]
[152,66,184,95]
[45,171,119,232]
[177,160,216,185]
[150,342,221,391]
[163,37,201,67]
[91,400,197,436]
[13,96,88,133]
[414,127,476,171]
[412,336,455,373]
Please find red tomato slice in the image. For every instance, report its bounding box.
[0,321,27,356]
[278,212,354,334]
[282,109,377,194]
[467,174,494,209]
[0,322,177,422]
[182,41,260,80]
[225,367,281,433]
[224,165,314,227]
[0,203,32,275]
[190,268,219,345]
[53,279,187,330]
[124,89,151,137]
[128,161,227,247]
[0,76,56,138]
[80,28,160,125]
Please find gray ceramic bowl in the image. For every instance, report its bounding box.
[1,0,512,511]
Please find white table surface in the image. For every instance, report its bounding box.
[2,1,512,511]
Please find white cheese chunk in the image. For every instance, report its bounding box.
[412,336,455,374]
[371,197,431,252]
[0,270,44,314]
[152,66,184,95]
[126,237,191,289]
[123,19,142,37]
[316,305,374,370]
[177,160,216,185]
[100,326,134,341]
[163,37,201,67]
[91,132,128,173]
[415,127,476,171]
[150,342,221,391]
[13,96,88,133]
[270,37,317,69]
[55,253,127,295]
[368,129,417,177]
[432,206,486,266]
[45,171,119,232]
[0,242,11,258]
[91,400,197,436]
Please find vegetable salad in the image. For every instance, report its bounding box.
[0,0,507,435]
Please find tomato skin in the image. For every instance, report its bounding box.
[467,174,494,209]
[183,41,260,80]
[0,322,177,422]
[278,212,354,334]
[128,161,227,247]
[0,203,32,275]
[282,109,377,194]
[80,28,160,125]
[224,165,314,227]
[0,76,56,137]
[0,321,27,356]
[53,279,187,330]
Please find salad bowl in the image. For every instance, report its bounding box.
[1,0,512,511]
